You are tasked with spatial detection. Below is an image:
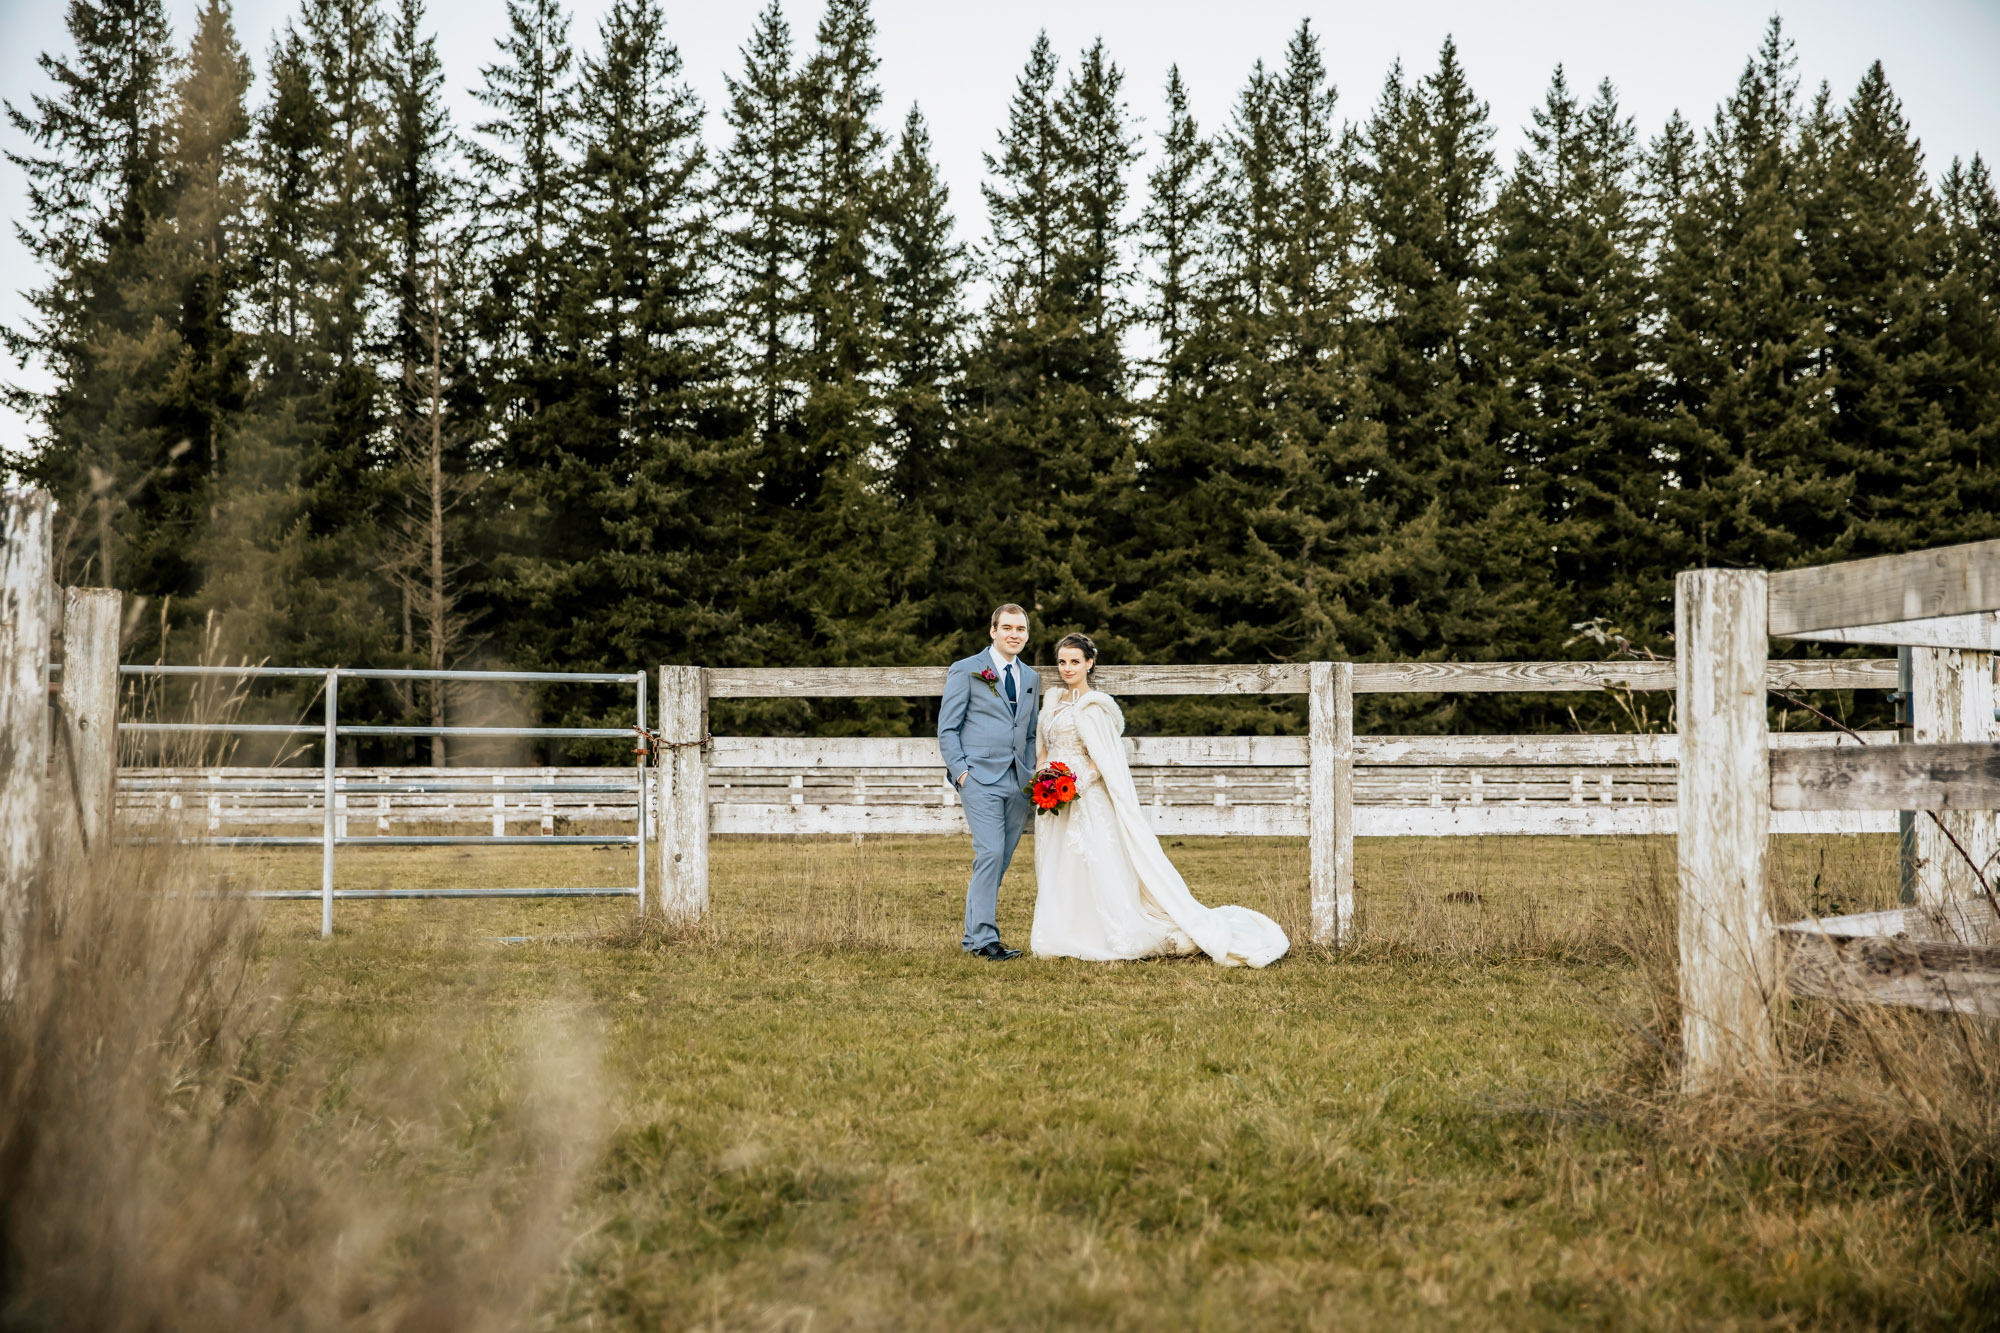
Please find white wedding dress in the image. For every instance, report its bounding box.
[1030,690,1289,968]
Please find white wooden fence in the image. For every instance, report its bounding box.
[1676,540,2000,1091]
[123,730,1906,840]
[644,656,1908,946]
[6,484,1997,1096]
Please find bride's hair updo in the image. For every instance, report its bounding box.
[1055,632,1098,685]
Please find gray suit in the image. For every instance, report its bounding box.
[937,651,1039,951]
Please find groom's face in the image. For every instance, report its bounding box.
[991,612,1030,660]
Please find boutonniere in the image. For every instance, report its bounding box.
[975,667,1000,696]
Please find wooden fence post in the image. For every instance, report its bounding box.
[1676,568,1775,1091]
[57,587,121,855]
[1911,647,1997,906]
[1,490,53,998]
[1309,661,1354,947]
[658,665,709,924]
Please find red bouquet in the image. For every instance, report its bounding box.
[1026,762,1079,815]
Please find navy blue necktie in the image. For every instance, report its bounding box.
[1004,663,1017,714]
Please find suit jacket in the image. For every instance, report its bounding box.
[937,652,1039,788]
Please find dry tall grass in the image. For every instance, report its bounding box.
[0,837,605,1330]
[1601,835,2000,1242]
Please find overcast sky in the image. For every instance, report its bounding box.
[3,0,1997,453]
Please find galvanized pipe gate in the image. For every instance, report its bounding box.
[122,665,651,937]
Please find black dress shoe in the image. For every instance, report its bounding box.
[974,942,1023,961]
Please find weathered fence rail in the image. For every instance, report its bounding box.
[643,658,1909,943]
[1676,539,2000,1092]
[122,732,1902,840]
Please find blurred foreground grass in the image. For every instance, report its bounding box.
[204,832,1998,1330]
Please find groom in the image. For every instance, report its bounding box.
[937,603,1038,961]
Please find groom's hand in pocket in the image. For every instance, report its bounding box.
[957,772,967,788]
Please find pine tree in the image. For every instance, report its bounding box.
[716,0,806,459]
[4,0,175,587]
[1140,28,1362,640]
[1933,155,2000,544]
[878,105,966,519]
[381,0,456,478]
[1130,59,1269,670]
[1054,38,1139,351]
[207,25,320,659]
[982,32,1065,302]
[469,0,575,446]
[530,0,742,697]
[779,0,916,669]
[956,34,1139,656]
[1357,42,1500,522]
[299,0,388,536]
[1489,70,1659,643]
[139,0,255,620]
[1353,39,1558,728]
[1808,62,1968,557]
[1137,64,1212,388]
[215,0,397,684]
[1652,17,1843,574]
[378,0,473,745]
[466,0,577,687]
[1130,22,1378,737]
[380,241,480,757]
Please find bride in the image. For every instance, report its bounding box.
[1030,633,1289,968]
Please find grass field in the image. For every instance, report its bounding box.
[171,831,1995,1331]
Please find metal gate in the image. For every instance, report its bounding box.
[121,665,649,936]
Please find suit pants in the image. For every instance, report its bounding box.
[960,773,1030,951]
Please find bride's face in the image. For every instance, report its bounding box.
[1056,647,1093,690]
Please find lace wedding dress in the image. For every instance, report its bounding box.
[1030,690,1289,968]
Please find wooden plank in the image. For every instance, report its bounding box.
[1355,660,1892,693]
[705,660,1897,699]
[1309,662,1354,947]
[706,730,1895,772]
[657,666,709,923]
[1354,660,1676,693]
[56,587,121,855]
[1770,741,2000,811]
[706,666,949,698]
[706,801,1891,839]
[1355,807,1885,836]
[1912,648,1997,906]
[711,736,942,768]
[1357,807,1664,836]
[1778,929,2000,1018]
[1765,659,1900,691]
[1,491,52,997]
[1676,568,1776,1090]
[1090,664,1310,695]
[1359,730,1889,767]
[1130,735,1303,766]
[1770,538,2000,637]
[705,663,1312,698]
[1786,611,2000,651]
[708,803,1309,838]
[1776,900,2000,947]
[1772,811,1897,835]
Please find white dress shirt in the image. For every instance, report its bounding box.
[989,646,1023,707]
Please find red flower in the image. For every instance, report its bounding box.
[1025,761,1080,814]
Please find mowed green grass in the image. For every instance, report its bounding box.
[236,834,1994,1330]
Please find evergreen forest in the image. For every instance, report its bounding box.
[7,0,1998,747]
